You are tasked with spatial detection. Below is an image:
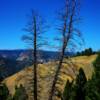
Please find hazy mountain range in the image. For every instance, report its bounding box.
[0,50,74,81]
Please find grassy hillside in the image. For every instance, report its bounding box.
[3,55,97,100]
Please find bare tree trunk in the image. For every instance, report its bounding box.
[48,46,65,100]
[22,10,47,100]
[33,17,38,100]
[49,1,76,100]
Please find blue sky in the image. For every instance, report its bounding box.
[0,0,100,51]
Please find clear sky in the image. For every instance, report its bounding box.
[0,0,100,51]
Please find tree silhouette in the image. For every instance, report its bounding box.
[49,0,83,99]
[74,68,87,100]
[0,83,11,100]
[62,80,73,100]
[62,68,87,100]
[22,10,47,100]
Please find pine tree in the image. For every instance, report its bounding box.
[7,95,13,100]
[13,84,28,100]
[85,96,91,100]
[0,83,11,100]
[93,52,100,94]
[62,80,73,100]
[62,53,100,100]
[93,52,100,78]
[62,68,87,100]
[85,79,100,100]
[73,68,87,100]
[85,52,100,100]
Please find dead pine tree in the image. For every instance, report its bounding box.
[22,10,47,100]
[49,0,83,100]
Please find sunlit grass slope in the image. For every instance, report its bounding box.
[3,55,97,100]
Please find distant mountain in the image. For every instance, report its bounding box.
[0,50,30,80]
[0,50,28,60]
[0,50,74,61]
[0,49,74,80]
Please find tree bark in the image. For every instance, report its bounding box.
[48,1,75,99]
[33,17,38,100]
[48,43,66,100]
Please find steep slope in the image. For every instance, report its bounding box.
[3,55,97,100]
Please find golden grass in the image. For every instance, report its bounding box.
[3,54,97,100]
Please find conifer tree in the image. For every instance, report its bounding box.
[85,52,100,100]
[62,68,87,100]
[13,84,28,100]
[0,83,11,100]
[93,52,100,78]
[62,80,73,100]
[74,68,87,100]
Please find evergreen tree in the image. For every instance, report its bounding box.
[85,79,100,100]
[85,48,93,56]
[73,68,87,100]
[93,52,100,94]
[13,84,28,100]
[62,68,87,100]
[93,52,100,77]
[62,80,73,100]
[85,52,100,100]
[76,48,93,56]
[0,83,11,100]
[62,53,100,100]
[85,96,92,100]
[7,95,13,100]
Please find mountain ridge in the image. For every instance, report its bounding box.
[3,55,97,100]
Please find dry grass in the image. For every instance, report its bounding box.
[3,55,97,100]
